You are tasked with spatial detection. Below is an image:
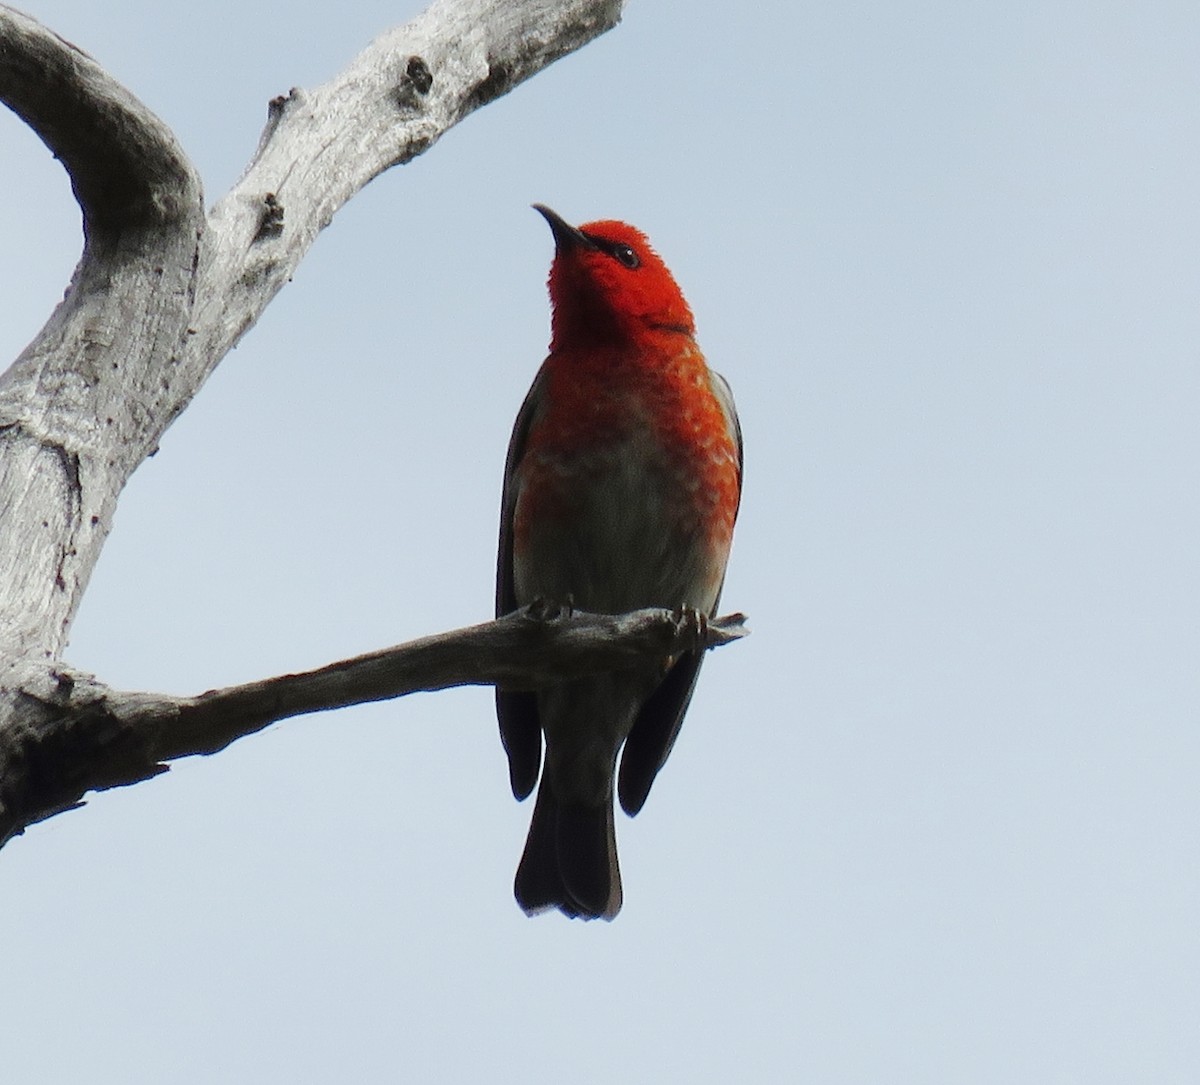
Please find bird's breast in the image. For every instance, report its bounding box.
[511,351,738,616]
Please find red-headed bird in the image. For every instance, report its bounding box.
[496,206,742,919]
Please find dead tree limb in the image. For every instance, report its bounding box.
[0,608,747,846]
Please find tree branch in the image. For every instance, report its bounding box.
[0,5,205,659]
[0,608,747,847]
[192,0,626,386]
[0,5,198,234]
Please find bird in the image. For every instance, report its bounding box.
[495,205,742,919]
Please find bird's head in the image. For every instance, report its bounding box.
[534,204,695,351]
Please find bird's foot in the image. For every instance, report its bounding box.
[671,605,709,653]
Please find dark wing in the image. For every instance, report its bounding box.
[618,652,705,816]
[495,366,549,800]
[617,367,743,816]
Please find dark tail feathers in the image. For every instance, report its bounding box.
[514,779,622,920]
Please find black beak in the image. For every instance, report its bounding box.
[533,204,598,252]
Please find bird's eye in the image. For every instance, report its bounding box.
[611,243,640,269]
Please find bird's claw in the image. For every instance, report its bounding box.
[671,605,708,652]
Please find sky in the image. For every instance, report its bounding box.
[3,0,1200,1080]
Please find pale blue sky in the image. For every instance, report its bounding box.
[4,1,1200,1080]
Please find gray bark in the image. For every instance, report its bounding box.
[0,0,745,847]
[0,607,747,845]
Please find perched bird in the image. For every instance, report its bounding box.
[496,206,742,920]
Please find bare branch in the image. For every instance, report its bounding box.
[0,7,205,660]
[192,0,625,367]
[0,608,747,846]
[0,4,199,234]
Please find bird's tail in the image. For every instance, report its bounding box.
[514,778,622,921]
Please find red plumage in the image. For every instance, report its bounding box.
[496,206,742,919]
